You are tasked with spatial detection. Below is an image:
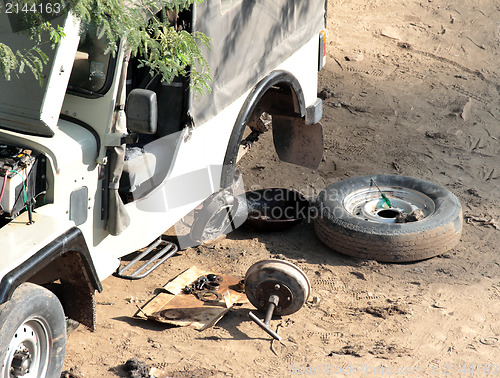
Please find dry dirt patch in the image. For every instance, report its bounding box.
[64,0,500,376]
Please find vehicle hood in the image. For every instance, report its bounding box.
[0,14,79,137]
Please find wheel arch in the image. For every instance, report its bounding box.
[0,227,102,330]
[220,70,306,188]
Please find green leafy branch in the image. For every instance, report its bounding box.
[1,0,212,93]
[0,22,65,82]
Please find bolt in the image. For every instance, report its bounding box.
[274,284,281,290]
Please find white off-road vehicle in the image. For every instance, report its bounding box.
[0,1,326,376]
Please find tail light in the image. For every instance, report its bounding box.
[319,29,328,70]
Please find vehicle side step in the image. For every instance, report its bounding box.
[114,238,178,280]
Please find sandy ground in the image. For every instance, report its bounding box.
[63,0,500,376]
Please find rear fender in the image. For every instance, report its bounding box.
[221,70,323,188]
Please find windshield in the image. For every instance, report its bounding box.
[67,29,113,95]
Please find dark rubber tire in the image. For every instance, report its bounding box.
[0,283,67,378]
[313,174,463,262]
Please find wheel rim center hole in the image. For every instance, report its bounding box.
[377,209,400,218]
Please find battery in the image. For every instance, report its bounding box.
[0,145,38,217]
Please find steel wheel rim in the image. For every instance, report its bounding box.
[343,186,435,224]
[3,318,50,378]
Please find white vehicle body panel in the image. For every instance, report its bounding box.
[92,36,320,268]
[0,209,74,278]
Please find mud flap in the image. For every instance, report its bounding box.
[272,115,324,169]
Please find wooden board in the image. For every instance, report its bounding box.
[134,266,246,330]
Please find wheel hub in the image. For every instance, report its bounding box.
[4,320,50,378]
[343,186,435,224]
[244,259,311,341]
[11,349,31,376]
[255,280,293,314]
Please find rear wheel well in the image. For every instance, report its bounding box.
[221,70,306,188]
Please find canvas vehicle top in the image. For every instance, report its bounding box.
[0,1,326,376]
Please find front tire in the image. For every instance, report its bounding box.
[0,283,66,378]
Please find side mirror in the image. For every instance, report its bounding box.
[126,89,158,135]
